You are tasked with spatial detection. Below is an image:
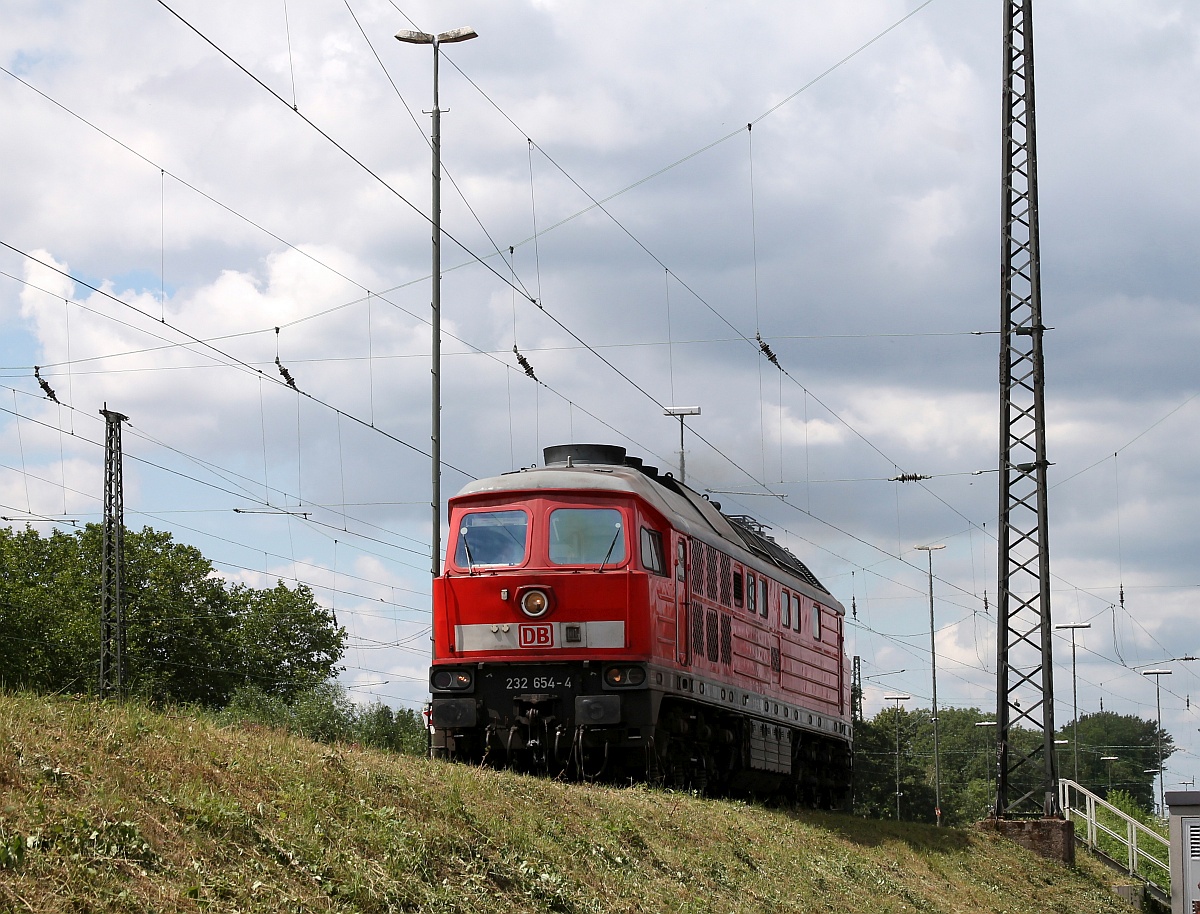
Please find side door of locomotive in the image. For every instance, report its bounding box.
[766,577,782,686]
[674,536,689,665]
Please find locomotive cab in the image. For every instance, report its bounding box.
[430,447,667,775]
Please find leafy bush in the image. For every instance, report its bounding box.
[289,682,357,743]
[220,683,426,755]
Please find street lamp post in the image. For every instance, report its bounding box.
[886,694,911,820]
[1101,755,1118,794]
[1142,668,1172,816]
[976,720,997,815]
[1054,622,1091,783]
[1054,738,1069,798]
[395,25,478,590]
[664,407,701,484]
[915,543,946,826]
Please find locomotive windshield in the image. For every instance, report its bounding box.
[548,508,626,566]
[455,510,528,567]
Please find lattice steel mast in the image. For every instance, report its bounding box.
[99,406,129,700]
[995,0,1058,818]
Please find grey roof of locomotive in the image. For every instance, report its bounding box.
[454,455,839,612]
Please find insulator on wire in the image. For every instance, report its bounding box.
[33,366,58,403]
[273,326,298,390]
[275,356,298,390]
[755,331,780,367]
[890,472,931,482]
[513,345,537,381]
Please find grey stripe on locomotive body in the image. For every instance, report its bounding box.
[454,460,843,621]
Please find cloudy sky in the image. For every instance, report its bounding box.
[3,0,1199,797]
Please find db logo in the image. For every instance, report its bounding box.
[518,623,554,648]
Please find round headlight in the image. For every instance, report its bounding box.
[432,669,472,691]
[604,666,645,687]
[520,589,550,618]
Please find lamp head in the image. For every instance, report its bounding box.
[437,26,478,43]
[396,26,477,45]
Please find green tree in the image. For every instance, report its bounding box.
[907,706,999,824]
[852,705,1175,825]
[853,707,936,822]
[1061,711,1171,811]
[0,523,345,708]
[0,526,94,691]
[82,525,238,706]
[229,581,345,700]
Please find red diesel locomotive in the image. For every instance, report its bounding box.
[428,443,852,803]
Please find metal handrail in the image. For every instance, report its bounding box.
[1059,779,1169,890]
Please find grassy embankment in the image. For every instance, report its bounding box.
[0,692,1139,913]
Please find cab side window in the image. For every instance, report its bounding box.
[640,528,666,575]
[812,603,822,641]
[759,578,769,619]
[733,571,744,607]
[747,574,757,614]
[781,591,791,629]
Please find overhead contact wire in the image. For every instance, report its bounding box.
[0,240,475,479]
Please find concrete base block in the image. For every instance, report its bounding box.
[977,817,1076,865]
[1112,884,1143,908]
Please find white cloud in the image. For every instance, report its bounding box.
[3,1,1200,763]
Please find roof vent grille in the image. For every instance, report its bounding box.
[543,444,627,466]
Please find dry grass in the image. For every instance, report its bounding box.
[0,692,1138,913]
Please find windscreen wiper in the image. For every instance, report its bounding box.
[459,526,476,575]
[597,523,622,572]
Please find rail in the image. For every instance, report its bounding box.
[1058,779,1170,898]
